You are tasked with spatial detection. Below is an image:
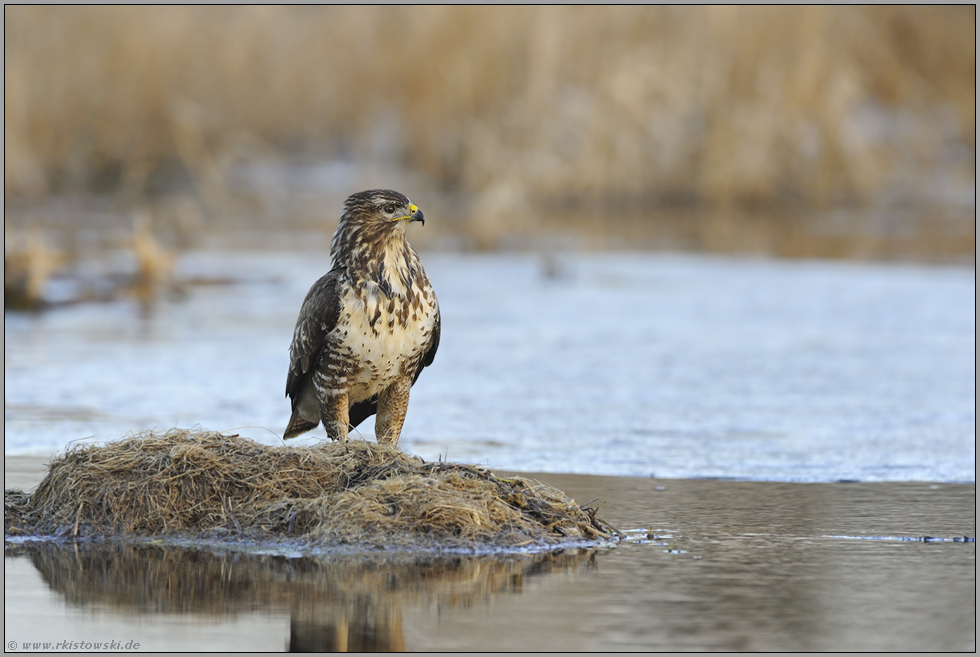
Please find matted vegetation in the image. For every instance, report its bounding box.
[4,429,617,550]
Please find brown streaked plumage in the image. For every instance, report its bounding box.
[284,189,440,443]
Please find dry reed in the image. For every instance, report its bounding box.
[3,228,63,309]
[5,428,615,550]
[4,6,974,216]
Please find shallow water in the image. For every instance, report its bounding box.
[4,461,975,652]
[4,251,975,482]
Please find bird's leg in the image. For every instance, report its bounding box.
[375,376,411,444]
[319,391,350,442]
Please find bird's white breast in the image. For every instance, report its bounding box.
[332,271,437,402]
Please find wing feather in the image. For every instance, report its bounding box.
[285,268,343,402]
[413,307,440,384]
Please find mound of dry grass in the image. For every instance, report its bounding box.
[4,429,616,550]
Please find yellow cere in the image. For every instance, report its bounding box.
[394,204,419,222]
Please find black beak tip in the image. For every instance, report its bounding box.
[413,210,425,226]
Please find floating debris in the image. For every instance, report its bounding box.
[825,535,976,543]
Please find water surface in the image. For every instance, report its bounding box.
[4,251,975,481]
[4,466,975,652]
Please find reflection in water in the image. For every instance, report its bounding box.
[3,476,975,651]
[10,541,595,652]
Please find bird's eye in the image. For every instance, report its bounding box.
[383,204,397,215]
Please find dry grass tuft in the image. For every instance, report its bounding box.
[3,228,64,310]
[5,429,615,550]
[129,211,176,309]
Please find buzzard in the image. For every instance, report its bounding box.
[284,190,440,444]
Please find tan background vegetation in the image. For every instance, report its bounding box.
[4,6,976,258]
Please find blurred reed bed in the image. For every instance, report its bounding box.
[4,6,975,264]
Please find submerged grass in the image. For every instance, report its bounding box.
[4,429,616,550]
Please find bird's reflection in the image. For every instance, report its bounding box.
[12,542,598,652]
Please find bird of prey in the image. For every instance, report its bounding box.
[284,190,440,444]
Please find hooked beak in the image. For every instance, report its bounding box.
[410,204,424,225]
[394,203,424,225]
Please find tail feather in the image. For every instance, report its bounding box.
[284,412,319,440]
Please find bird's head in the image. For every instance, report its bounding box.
[341,189,424,229]
[332,189,425,265]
